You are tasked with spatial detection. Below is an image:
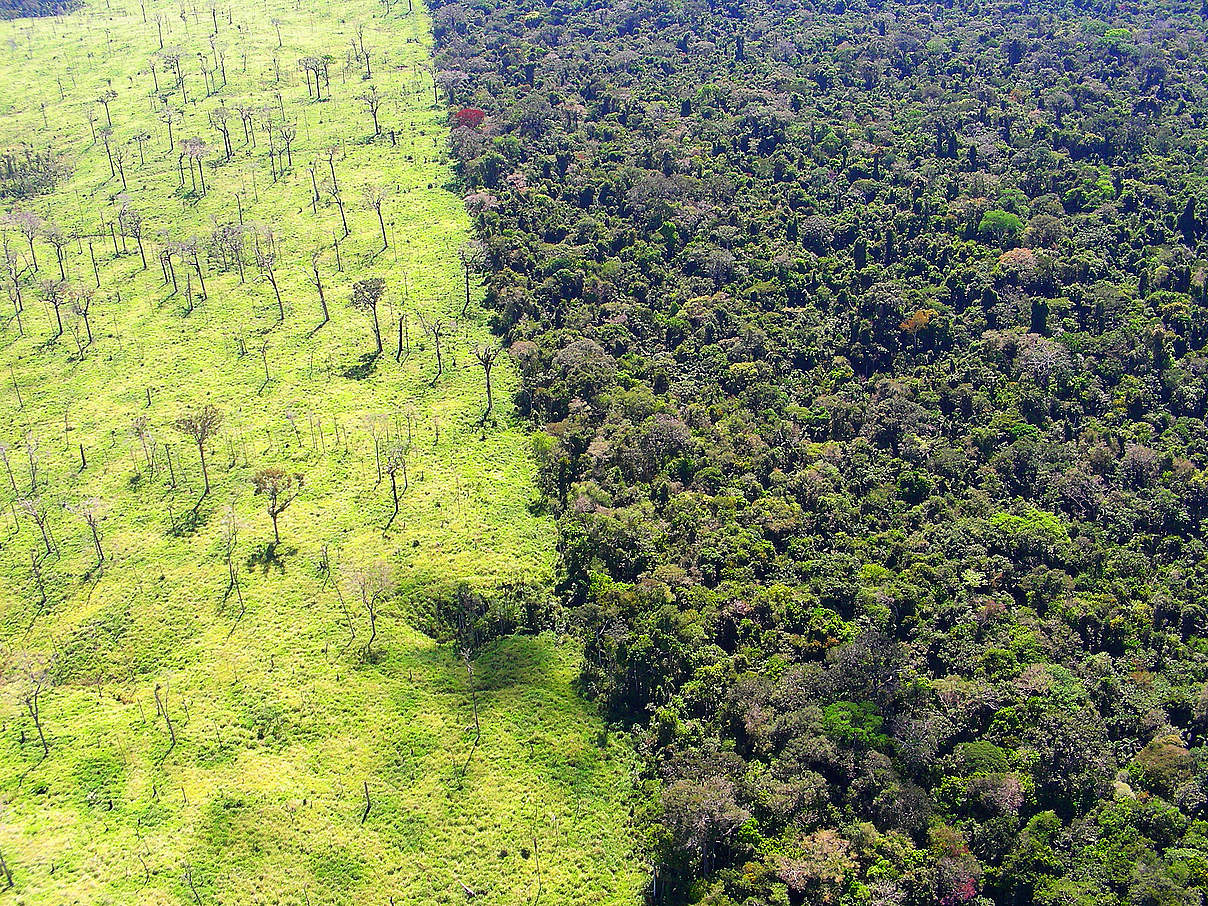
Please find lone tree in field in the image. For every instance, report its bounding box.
[351,276,385,356]
[43,221,69,281]
[359,83,383,135]
[161,49,186,102]
[69,285,94,348]
[11,210,40,272]
[363,184,389,250]
[419,314,447,383]
[159,103,182,152]
[133,130,152,166]
[209,105,233,160]
[24,666,50,759]
[41,279,67,340]
[458,239,486,316]
[96,89,117,127]
[383,442,406,530]
[343,560,389,662]
[472,342,501,423]
[118,200,147,269]
[252,467,302,546]
[310,249,328,328]
[255,234,284,321]
[66,498,104,571]
[174,405,222,511]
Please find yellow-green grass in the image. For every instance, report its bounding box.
[0,0,643,902]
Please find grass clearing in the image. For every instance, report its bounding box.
[0,0,643,902]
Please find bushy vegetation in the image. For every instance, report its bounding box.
[0,0,642,902]
[432,0,1208,901]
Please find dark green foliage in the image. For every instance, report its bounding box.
[0,147,70,197]
[0,0,79,18]
[432,0,1208,900]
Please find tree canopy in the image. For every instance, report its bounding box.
[432,0,1208,900]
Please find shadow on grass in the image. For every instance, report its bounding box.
[247,542,294,575]
[343,351,379,380]
[473,634,558,691]
[170,507,207,537]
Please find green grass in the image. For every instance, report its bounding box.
[0,0,643,902]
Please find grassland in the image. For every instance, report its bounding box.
[0,0,643,903]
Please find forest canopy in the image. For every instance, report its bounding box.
[432,0,1208,901]
[0,0,80,18]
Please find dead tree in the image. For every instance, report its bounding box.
[363,184,389,250]
[221,507,244,628]
[209,104,233,160]
[20,498,54,558]
[161,48,186,102]
[24,669,49,759]
[133,130,152,166]
[359,83,382,135]
[326,148,349,236]
[343,561,389,661]
[118,201,147,269]
[154,683,176,764]
[458,240,486,316]
[70,286,94,348]
[132,415,156,474]
[113,143,129,191]
[310,250,328,329]
[11,210,39,272]
[350,277,385,356]
[182,137,207,195]
[383,443,406,530]
[174,404,222,512]
[41,278,67,340]
[277,121,296,169]
[459,647,481,775]
[43,222,70,281]
[472,343,500,423]
[66,497,104,571]
[418,313,447,384]
[159,103,182,152]
[255,235,285,321]
[252,467,302,545]
[98,125,116,179]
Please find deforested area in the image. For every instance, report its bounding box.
[0,0,644,903]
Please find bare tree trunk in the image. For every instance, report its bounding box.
[26,681,48,758]
[385,471,399,530]
[154,684,176,764]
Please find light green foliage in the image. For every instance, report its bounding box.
[977,209,1024,243]
[989,506,1071,555]
[820,701,889,750]
[0,0,641,902]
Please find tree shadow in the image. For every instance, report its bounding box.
[343,352,379,380]
[246,542,294,575]
[169,507,207,537]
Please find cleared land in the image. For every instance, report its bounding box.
[0,1,642,903]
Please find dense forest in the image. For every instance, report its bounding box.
[431,0,1208,902]
[0,0,79,19]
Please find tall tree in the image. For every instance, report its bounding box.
[351,277,385,356]
[174,405,222,512]
[472,342,500,423]
[252,467,303,545]
[363,184,389,250]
